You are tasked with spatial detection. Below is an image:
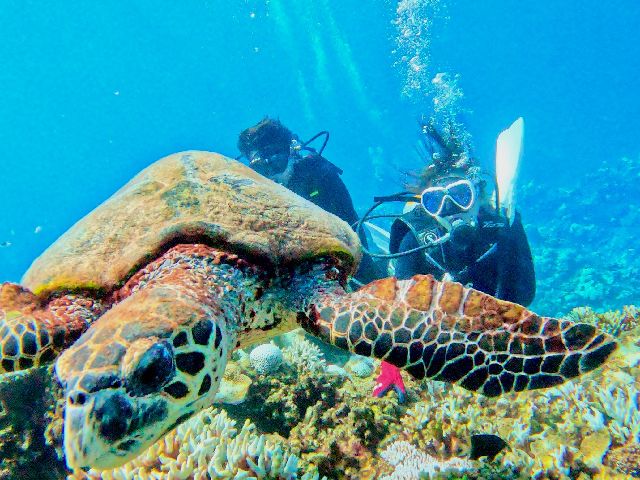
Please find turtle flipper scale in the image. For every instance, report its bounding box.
[0,283,99,373]
[304,274,617,397]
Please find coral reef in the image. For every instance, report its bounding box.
[249,343,284,375]
[345,355,375,378]
[565,305,639,337]
[69,407,324,480]
[378,323,640,479]
[1,311,638,479]
[224,358,341,437]
[379,440,475,479]
[0,366,65,480]
[520,154,640,316]
[282,335,326,373]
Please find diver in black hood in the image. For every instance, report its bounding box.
[237,117,382,284]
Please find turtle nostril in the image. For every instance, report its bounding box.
[69,391,87,406]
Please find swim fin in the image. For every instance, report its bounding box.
[495,117,524,225]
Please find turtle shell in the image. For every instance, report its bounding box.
[23,151,361,296]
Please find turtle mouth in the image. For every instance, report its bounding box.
[62,384,172,470]
[63,390,136,470]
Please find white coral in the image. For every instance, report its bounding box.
[249,343,283,375]
[380,441,474,480]
[282,336,326,372]
[595,383,640,443]
[75,407,322,479]
[406,402,432,429]
[508,419,531,446]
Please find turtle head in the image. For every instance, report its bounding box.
[55,290,227,470]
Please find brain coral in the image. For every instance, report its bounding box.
[250,343,284,375]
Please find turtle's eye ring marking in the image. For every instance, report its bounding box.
[129,341,175,396]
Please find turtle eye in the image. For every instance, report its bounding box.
[130,341,175,395]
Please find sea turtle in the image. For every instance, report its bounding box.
[0,151,616,471]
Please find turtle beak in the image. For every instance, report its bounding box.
[63,389,135,470]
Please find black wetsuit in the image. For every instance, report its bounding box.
[278,152,381,284]
[389,206,535,306]
[283,153,359,225]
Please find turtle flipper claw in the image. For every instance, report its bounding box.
[305,275,617,397]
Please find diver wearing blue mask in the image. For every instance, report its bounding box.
[359,119,535,307]
[388,171,535,306]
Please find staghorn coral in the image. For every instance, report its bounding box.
[594,383,640,444]
[70,407,324,480]
[282,335,326,373]
[2,310,635,479]
[376,325,640,479]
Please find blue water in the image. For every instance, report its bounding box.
[1,0,639,312]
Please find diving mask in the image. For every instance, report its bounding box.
[420,179,475,217]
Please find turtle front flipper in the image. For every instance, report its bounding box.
[301,275,617,397]
[0,283,101,373]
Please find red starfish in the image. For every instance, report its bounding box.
[373,360,406,403]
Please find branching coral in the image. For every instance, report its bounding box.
[566,305,640,337]
[379,440,474,480]
[594,383,640,444]
[71,407,324,480]
[282,335,326,373]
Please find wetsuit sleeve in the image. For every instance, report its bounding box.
[495,212,536,306]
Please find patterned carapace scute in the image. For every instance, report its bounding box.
[307,275,616,397]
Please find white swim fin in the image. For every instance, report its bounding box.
[495,117,524,225]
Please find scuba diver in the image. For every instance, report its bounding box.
[237,117,382,283]
[360,117,535,402]
[238,117,358,224]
